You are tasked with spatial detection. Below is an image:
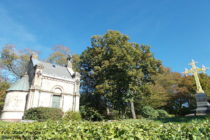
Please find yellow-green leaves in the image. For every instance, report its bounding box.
[0,45,32,80]
[80,30,162,117]
[0,119,209,139]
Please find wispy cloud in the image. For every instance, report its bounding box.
[0,5,40,50]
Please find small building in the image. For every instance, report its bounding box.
[1,54,80,121]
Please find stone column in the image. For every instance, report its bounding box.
[26,64,43,109]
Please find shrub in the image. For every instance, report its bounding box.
[0,118,209,139]
[141,106,158,119]
[0,82,10,113]
[80,106,104,121]
[23,107,63,121]
[157,109,169,118]
[106,110,122,120]
[63,111,81,121]
[136,115,143,119]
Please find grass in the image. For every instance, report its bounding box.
[153,115,210,123]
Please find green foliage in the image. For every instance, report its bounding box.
[146,67,202,116]
[2,32,210,118]
[155,115,209,123]
[167,73,210,116]
[47,45,70,66]
[47,45,80,71]
[0,118,209,139]
[106,110,123,120]
[199,73,210,101]
[23,107,63,121]
[168,94,195,116]
[80,93,107,119]
[80,30,161,118]
[137,68,181,110]
[157,109,169,118]
[141,106,158,119]
[63,111,81,121]
[0,82,9,113]
[80,106,104,121]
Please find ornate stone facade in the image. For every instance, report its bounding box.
[1,54,80,121]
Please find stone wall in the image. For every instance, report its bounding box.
[26,76,80,112]
[1,91,28,120]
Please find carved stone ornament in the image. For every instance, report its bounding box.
[76,79,80,85]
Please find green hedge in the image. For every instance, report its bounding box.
[0,119,209,139]
[23,107,63,121]
[63,111,81,121]
[80,106,104,121]
[157,109,169,118]
[141,106,159,118]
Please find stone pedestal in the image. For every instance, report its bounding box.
[195,93,210,114]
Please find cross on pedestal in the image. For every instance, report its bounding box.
[183,60,208,93]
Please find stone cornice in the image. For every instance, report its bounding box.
[2,110,24,112]
[6,90,29,93]
[42,75,75,84]
[29,89,80,97]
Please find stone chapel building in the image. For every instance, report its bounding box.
[1,54,80,121]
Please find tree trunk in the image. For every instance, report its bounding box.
[106,107,110,116]
[130,101,136,119]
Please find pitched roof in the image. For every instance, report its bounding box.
[31,58,73,80]
[7,75,29,91]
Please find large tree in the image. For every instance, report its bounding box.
[141,66,210,116]
[0,45,34,81]
[80,30,161,119]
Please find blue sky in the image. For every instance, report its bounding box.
[0,0,210,74]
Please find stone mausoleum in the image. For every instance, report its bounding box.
[1,54,80,121]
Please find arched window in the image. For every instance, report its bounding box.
[54,88,62,94]
[52,87,62,108]
[52,95,61,108]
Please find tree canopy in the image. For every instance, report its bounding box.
[0,45,35,81]
[47,45,80,72]
[80,30,161,118]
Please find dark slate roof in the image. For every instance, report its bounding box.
[32,58,72,80]
[7,75,29,91]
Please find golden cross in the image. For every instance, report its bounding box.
[183,60,208,93]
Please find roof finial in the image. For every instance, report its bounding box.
[67,54,72,68]
[30,52,38,60]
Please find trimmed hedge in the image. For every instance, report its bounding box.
[80,106,104,121]
[63,111,81,121]
[0,119,209,139]
[157,109,169,118]
[141,106,159,119]
[23,107,63,121]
